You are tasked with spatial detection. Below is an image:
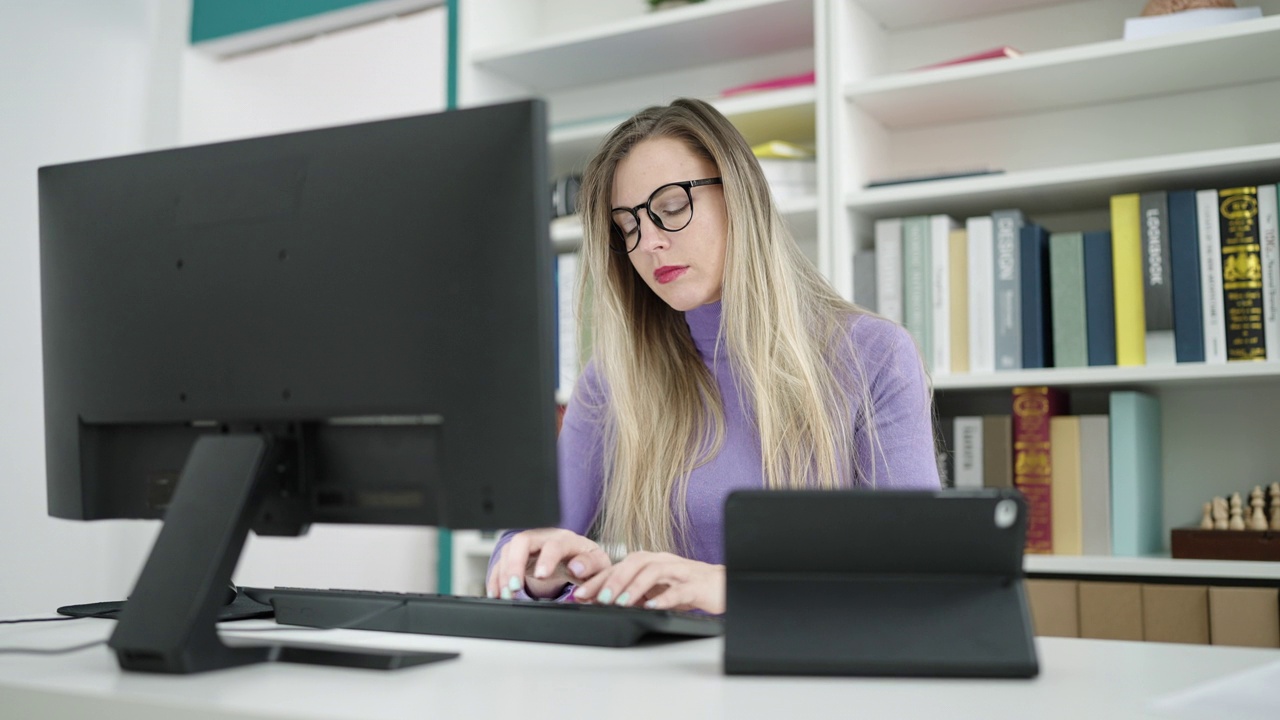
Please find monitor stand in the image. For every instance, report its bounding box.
[109,432,457,673]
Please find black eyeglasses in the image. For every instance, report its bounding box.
[609,177,722,254]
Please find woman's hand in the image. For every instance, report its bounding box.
[573,551,725,615]
[486,528,612,600]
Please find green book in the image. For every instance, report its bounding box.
[1050,232,1088,368]
[901,215,932,365]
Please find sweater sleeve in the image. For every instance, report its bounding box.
[486,360,607,599]
[850,316,942,490]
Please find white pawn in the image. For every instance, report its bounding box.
[1200,502,1214,529]
[1213,496,1229,530]
[1249,488,1268,531]
[1272,494,1280,531]
[1229,493,1246,531]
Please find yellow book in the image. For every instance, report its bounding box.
[1049,416,1083,556]
[1110,194,1146,365]
[948,227,970,374]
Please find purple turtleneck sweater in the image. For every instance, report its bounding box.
[489,301,939,588]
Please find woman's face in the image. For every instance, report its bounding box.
[611,137,727,312]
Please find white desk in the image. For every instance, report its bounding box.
[2,618,1278,720]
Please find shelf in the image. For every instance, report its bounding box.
[472,0,813,92]
[1025,554,1280,582]
[852,0,1062,32]
[933,361,1280,392]
[846,142,1280,219]
[549,85,818,166]
[846,15,1280,130]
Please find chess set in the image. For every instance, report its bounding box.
[1170,483,1280,561]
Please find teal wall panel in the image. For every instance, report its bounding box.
[191,0,378,43]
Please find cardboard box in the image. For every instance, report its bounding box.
[1209,587,1280,648]
[1025,579,1079,637]
[1079,581,1143,641]
[1141,584,1209,645]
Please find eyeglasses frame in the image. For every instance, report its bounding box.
[609,177,723,254]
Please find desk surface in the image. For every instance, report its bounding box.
[2,618,1278,720]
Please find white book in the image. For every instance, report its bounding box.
[1257,184,1280,361]
[1196,189,1227,364]
[930,215,958,376]
[953,417,984,490]
[874,218,903,324]
[556,252,580,398]
[1078,415,1112,556]
[966,216,996,373]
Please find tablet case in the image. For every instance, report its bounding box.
[723,488,1039,678]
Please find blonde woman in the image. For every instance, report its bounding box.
[486,99,938,614]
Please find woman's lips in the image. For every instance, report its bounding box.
[655,266,688,284]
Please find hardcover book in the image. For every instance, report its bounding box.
[1049,416,1083,555]
[1083,231,1117,366]
[1140,191,1176,364]
[1109,391,1162,557]
[1110,194,1147,366]
[874,218,903,324]
[1013,386,1067,554]
[966,216,996,373]
[1218,187,1266,361]
[992,209,1025,370]
[1167,190,1205,363]
[1020,223,1051,369]
[1050,231,1088,368]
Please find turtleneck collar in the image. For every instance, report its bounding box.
[684,300,723,358]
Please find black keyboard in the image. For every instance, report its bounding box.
[240,586,723,648]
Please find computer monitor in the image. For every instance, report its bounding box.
[38,99,559,673]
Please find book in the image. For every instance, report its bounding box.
[902,216,932,366]
[1109,391,1162,557]
[930,214,959,375]
[981,415,1014,490]
[1196,188,1227,363]
[966,215,996,373]
[948,227,970,374]
[1167,189,1205,363]
[721,70,815,97]
[556,252,581,398]
[1083,231,1117,366]
[1078,415,1112,556]
[1110,194,1147,366]
[1218,187,1266,361]
[1050,415,1083,555]
[853,248,878,312]
[1020,223,1052,369]
[936,415,956,489]
[1050,231,1088,368]
[1013,386,1068,554]
[953,417,983,490]
[1140,191,1177,365]
[874,218,903,323]
[915,46,1021,70]
[993,209,1025,370]
[1258,184,1280,361]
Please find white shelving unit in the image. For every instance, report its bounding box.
[453,0,1280,590]
[830,0,1280,582]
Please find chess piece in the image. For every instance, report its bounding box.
[1229,492,1246,530]
[1272,493,1280,531]
[1249,487,1268,530]
[1213,496,1229,530]
[1142,0,1237,15]
[1200,501,1214,529]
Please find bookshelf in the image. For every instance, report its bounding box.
[832,0,1280,582]
[450,0,1280,591]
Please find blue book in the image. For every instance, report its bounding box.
[1083,231,1117,366]
[1109,391,1162,557]
[1019,223,1051,369]
[1167,189,1205,362]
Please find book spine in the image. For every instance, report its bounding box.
[556,252,581,398]
[853,249,878,312]
[1110,194,1147,365]
[1020,223,1052,369]
[902,216,932,364]
[953,417,984,490]
[1083,231,1117,366]
[936,415,956,489]
[1109,391,1163,557]
[981,415,1014,489]
[1050,231,1088,368]
[1257,184,1280,361]
[992,209,1025,370]
[1140,191,1176,364]
[1197,189,1227,363]
[1167,189,1205,363]
[1049,416,1083,555]
[874,218,903,323]
[967,216,996,373]
[1078,415,1112,556]
[949,228,970,374]
[1218,187,1266,361]
[1013,386,1067,554]
[930,214,957,375]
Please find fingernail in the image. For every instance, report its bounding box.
[568,560,585,577]
[597,588,613,604]
[576,587,594,600]
[534,565,547,579]
[486,587,496,599]
[500,587,512,600]
[508,576,521,591]
[644,600,657,609]
[616,592,631,606]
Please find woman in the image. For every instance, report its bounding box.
[486,98,938,614]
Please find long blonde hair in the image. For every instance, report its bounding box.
[577,98,879,556]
